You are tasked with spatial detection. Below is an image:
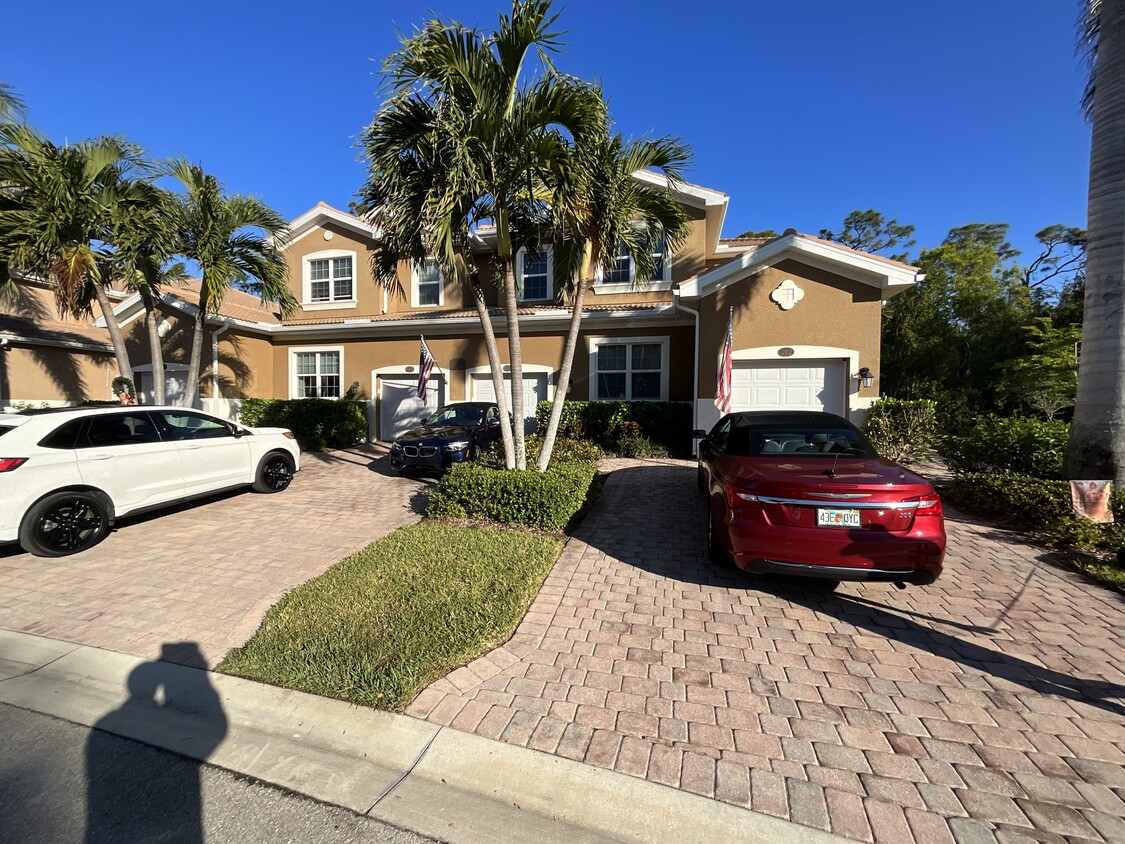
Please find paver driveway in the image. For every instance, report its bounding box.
[0,445,428,668]
[409,459,1125,844]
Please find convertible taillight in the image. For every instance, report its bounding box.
[0,457,27,473]
[724,482,758,508]
[907,493,943,517]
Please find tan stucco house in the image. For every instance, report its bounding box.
[1,173,922,441]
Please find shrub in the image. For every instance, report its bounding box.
[939,416,1069,479]
[862,398,937,463]
[946,471,1125,552]
[477,433,605,469]
[535,400,691,457]
[240,398,367,451]
[427,461,598,531]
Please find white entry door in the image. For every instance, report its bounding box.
[379,375,445,441]
[730,360,846,415]
[136,371,188,406]
[471,372,547,434]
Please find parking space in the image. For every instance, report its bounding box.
[409,459,1125,843]
[0,445,429,668]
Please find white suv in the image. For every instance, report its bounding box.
[0,406,301,557]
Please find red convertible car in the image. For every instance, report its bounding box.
[696,411,946,590]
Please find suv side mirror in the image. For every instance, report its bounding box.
[229,424,245,438]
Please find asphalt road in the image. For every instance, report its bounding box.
[0,702,438,844]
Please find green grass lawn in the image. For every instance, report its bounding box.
[218,522,563,710]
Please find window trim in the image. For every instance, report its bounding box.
[302,249,357,311]
[411,258,445,308]
[289,346,345,399]
[516,245,554,302]
[587,335,670,402]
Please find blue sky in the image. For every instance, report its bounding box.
[4,0,1090,263]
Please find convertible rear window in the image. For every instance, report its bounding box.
[727,424,877,458]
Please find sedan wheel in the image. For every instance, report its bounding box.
[254,452,295,493]
[20,492,111,557]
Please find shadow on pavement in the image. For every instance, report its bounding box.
[85,642,227,843]
[582,463,1125,720]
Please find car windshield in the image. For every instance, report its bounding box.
[426,406,485,427]
[728,424,877,458]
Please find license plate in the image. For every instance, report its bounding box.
[817,508,861,528]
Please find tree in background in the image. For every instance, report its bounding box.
[731,228,780,240]
[169,160,295,408]
[1000,317,1081,420]
[1066,0,1125,482]
[819,209,916,262]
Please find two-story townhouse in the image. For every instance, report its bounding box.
[2,173,921,441]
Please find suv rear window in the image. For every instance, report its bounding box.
[728,424,877,458]
[0,425,13,437]
[39,419,85,450]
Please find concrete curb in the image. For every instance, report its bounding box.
[0,630,846,844]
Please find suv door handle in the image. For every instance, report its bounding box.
[89,453,115,461]
[181,443,203,450]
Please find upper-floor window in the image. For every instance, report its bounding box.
[597,232,671,287]
[649,232,667,282]
[303,251,356,307]
[518,246,553,301]
[413,259,444,307]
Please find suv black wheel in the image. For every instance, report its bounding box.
[19,491,111,557]
[254,452,295,493]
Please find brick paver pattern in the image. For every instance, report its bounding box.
[409,459,1125,844]
[0,446,427,667]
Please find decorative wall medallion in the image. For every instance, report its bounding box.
[778,347,795,357]
[770,279,805,310]
[323,231,334,241]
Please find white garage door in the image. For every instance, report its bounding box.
[379,376,445,441]
[471,372,547,434]
[731,360,846,415]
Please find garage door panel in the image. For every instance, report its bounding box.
[731,359,846,415]
[471,373,546,434]
[379,377,444,441]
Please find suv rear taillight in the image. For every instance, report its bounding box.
[907,493,943,517]
[0,458,27,473]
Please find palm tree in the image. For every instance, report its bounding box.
[377,0,603,469]
[168,160,295,408]
[1065,0,1125,481]
[109,184,187,405]
[0,124,143,383]
[535,130,692,471]
[0,82,25,122]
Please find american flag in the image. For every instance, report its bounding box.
[714,309,733,414]
[416,336,435,399]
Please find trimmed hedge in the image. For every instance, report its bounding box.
[240,398,367,451]
[427,461,598,531]
[478,433,605,469]
[946,471,1125,552]
[939,416,1069,479]
[535,400,692,458]
[862,398,937,463]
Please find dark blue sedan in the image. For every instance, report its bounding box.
[389,402,503,473]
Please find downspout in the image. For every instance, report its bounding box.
[210,321,230,415]
[673,288,701,455]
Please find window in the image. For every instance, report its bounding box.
[294,350,341,398]
[649,231,667,281]
[39,419,85,449]
[518,247,552,301]
[414,259,443,307]
[590,337,668,401]
[731,424,876,458]
[306,254,353,304]
[82,414,161,447]
[604,241,631,284]
[157,411,235,441]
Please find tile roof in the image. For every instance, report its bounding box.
[282,302,672,327]
[162,280,283,325]
[718,236,775,248]
[0,312,113,350]
[717,231,920,272]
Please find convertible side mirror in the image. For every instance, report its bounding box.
[692,429,707,440]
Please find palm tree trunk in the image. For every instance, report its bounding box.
[139,287,166,405]
[1066,0,1125,483]
[536,276,587,472]
[182,284,208,408]
[470,281,517,469]
[92,284,132,384]
[502,258,526,469]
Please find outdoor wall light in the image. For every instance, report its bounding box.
[855,367,875,388]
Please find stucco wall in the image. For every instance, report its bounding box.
[1,345,116,403]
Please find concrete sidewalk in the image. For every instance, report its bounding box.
[0,629,845,844]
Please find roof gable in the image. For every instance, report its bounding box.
[281,202,380,249]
